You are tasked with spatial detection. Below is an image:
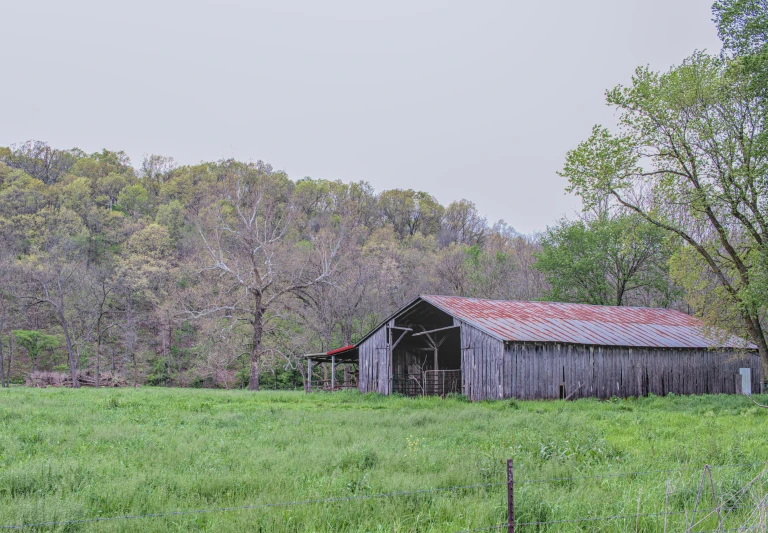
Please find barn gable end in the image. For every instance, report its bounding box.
[358,319,392,394]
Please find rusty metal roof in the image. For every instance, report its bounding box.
[421,295,752,349]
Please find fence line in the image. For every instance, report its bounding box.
[452,506,755,533]
[0,482,503,530]
[1,462,766,530]
[515,462,767,485]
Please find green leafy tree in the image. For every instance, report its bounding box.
[69,149,133,181]
[714,1,768,121]
[378,189,444,238]
[116,184,149,216]
[13,330,59,372]
[535,215,677,307]
[155,200,186,245]
[560,52,768,368]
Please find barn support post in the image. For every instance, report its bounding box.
[507,459,514,533]
[331,355,336,392]
[307,358,312,393]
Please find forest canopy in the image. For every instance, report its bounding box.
[0,140,684,389]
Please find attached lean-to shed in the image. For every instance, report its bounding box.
[351,295,760,401]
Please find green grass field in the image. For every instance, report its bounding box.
[1,388,767,532]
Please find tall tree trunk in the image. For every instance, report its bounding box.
[5,331,14,386]
[95,338,101,388]
[0,331,5,389]
[6,331,12,384]
[744,311,768,380]
[160,319,167,386]
[95,314,102,388]
[0,299,5,387]
[53,277,79,388]
[167,317,173,386]
[249,352,260,391]
[59,310,79,388]
[248,304,263,391]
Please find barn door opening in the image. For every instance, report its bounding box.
[388,300,462,397]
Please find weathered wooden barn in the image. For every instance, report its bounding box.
[307,295,761,400]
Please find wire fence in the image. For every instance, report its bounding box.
[2,462,767,531]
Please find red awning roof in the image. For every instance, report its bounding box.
[327,345,356,356]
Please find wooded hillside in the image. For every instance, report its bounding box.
[0,147,549,388]
[0,142,686,389]
[1,0,766,389]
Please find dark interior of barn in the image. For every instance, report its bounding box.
[390,300,462,396]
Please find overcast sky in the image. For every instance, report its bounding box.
[0,1,721,234]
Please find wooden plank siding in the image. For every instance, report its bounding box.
[504,343,761,400]
[358,319,392,394]
[457,319,505,401]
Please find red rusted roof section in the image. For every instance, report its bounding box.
[327,345,356,356]
[421,295,752,349]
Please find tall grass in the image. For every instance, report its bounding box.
[0,388,767,531]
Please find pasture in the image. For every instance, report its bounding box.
[1,388,767,531]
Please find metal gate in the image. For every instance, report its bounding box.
[423,370,462,396]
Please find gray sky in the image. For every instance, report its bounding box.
[0,0,721,234]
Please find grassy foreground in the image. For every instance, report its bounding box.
[1,388,767,532]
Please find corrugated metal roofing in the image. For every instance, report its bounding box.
[421,295,752,349]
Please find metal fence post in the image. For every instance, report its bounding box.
[507,459,514,533]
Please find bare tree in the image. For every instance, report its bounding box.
[22,261,87,387]
[89,268,117,387]
[439,199,487,247]
[191,163,342,390]
[1,140,82,184]
[140,154,177,197]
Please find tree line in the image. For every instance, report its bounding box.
[0,142,683,389]
[0,0,765,388]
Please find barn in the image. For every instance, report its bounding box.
[306,295,761,400]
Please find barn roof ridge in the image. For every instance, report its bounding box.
[419,294,689,314]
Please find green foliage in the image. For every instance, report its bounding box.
[145,356,170,386]
[155,200,185,243]
[126,223,173,260]
[713,0,768,162]
[0,388,766,531]
[258,365,304,390]
[535,215,677,306]
[378,189,444,238]
[560,49,768,354]
[713,0,768,56]
[11,330,59,371]
[116,184,149,216]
